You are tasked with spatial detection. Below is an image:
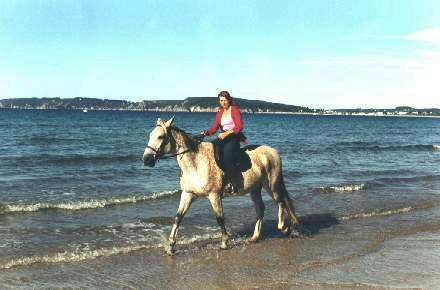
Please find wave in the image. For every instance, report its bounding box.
[0,231,223,270]
[335,141,379,147]
[8,219,168,237]
[44,153,141,165]
[381,144,439,152]
[370,174,440,186]
[27,136,82,145]
[283,170,305,178]
[349,169,416,177]
[349,144,440,152]
[3,153,141,166]
[0,190,180,214]
[313,183,366,193]
[0,244,155,270]
[340,207,413,221]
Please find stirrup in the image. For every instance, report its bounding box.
[225,182,239,193]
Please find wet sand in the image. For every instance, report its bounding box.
[1,204,440,289]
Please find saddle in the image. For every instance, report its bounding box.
[211,141,256,172]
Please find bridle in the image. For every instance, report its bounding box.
[146,125,200,161]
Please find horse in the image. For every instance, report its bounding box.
[142,117,300,254]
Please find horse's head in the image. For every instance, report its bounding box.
[143,117,175,167]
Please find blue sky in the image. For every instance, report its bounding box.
[1,0,439,108]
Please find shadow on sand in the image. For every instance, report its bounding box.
[233,213,340,240]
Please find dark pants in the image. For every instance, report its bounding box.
[221,134,240,174]
[214,134,240,175]
[214,134,242,192]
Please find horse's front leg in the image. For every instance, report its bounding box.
[166,191,195,255]
[208,193,229,249]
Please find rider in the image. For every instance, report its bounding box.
[203,91,246,193]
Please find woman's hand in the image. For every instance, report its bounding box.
[218,132,227,140]
[218,130,232,140]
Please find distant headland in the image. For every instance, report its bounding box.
[0,97,311,113]
[0,97,439,116]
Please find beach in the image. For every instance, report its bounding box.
[1,201,439,289]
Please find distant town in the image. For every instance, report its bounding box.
[0,97,439,117]
[329,106,440,117]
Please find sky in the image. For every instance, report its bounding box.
[0,0,439,109]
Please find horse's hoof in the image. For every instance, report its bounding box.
[165,248,175,256]
[164,244,175,256]
[247,236,259,243]
[289,228,303,239]
[278,226,289,235]
[220,241,228,250]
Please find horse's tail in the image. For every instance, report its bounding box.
[257,145,300,228]
[276,159,300,228]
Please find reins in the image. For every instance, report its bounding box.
[148,127,205,161]
[147,146,194,160]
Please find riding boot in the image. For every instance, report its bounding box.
[230,179,240,193]
[224,178,238,193]
[225,168,241,194]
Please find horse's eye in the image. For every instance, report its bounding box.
[158,136,164,140]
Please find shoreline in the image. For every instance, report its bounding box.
[1,107,440,119]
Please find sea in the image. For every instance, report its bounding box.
[0,109,440,288]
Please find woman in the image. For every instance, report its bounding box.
[203,91,246,193]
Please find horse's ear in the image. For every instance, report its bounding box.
[156,118,163,126]
[164,116,175,127]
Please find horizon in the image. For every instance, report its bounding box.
[1,96,438,111]
[1,1,439,108]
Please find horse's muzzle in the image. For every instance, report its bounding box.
[143,156,156,167]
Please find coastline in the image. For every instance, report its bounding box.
[1,107,440,119]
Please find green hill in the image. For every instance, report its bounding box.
[0,97,313,113]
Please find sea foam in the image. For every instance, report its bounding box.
[340,207,413,221]
[0,244,154,269]
[0,190,179,214]
[0,230,224,269]
[314,183,366,193]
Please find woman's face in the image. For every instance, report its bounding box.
[219,96,230,109]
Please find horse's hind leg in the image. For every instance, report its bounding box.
[282,192,300,230]
[267,174,300,234]
[277,202,289,234]
[166,191,195,255]
[208,193,229,249]
[263,182,287,234]
[249,185,265,242]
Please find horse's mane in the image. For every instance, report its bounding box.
[169,126,202,152]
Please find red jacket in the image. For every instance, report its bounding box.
[206,105,246,142]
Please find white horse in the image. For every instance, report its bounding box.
[142,117,299,254]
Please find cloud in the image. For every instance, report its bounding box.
[407,27,440,44]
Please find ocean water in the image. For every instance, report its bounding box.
[0,109,440,283]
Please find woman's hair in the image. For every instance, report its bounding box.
[218,91,234,105]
